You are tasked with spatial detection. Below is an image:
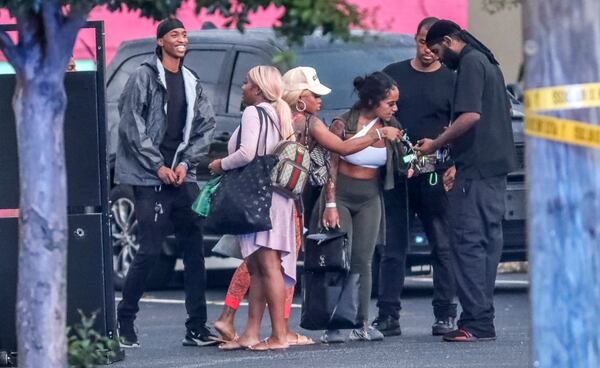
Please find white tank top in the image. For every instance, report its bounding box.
[340,118,387,169]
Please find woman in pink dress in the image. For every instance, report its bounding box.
[208,65,295,351]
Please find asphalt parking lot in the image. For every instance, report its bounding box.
[112,273,530,368]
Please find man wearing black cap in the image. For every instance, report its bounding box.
[414,19,516,342]
[373,16,457,338]
[114,18,217,348]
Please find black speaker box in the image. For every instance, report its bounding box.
[0,214,116,353]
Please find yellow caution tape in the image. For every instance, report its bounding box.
[525,114,600,149]
[524,83,600,148]
[525,83,600,112]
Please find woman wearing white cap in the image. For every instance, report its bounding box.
[213,66,402,348]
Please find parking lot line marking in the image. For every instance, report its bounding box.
[114,277,528,307]
[407,277,529,286]
[115,297,302,308]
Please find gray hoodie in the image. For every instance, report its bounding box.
[114,56,216,186]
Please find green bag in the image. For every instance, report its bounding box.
[192,176,222,217]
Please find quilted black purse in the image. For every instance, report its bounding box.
[204,106,277,235]
[304,229,350,273]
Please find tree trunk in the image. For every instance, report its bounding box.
[14,72,69,368]
[524,1,600,367]
[0,5,91,366]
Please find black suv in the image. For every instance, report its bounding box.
[106,28,526,288]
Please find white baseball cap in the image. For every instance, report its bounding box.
[283,66,331,96]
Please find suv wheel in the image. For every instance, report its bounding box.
[110,185,176,290]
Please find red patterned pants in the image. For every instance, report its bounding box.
[224,208,302,319]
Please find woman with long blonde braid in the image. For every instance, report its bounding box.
[208,66,295,351]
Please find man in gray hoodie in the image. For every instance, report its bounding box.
[114,18,217,348]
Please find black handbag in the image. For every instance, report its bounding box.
[204,106,277,235]
[304,229,350,273]
[300,271,361,330]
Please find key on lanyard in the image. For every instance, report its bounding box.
[154,202,163,222]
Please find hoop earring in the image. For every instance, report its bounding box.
[295,100,306,112]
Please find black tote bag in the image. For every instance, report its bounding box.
[300,271,361,330]
[204,106,278,235]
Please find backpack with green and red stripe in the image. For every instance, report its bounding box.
[259,107,311,200]
[270,139,311,200]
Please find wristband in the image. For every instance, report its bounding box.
[325,202,337,208]
[178,162,189,170]
[375,128,382,140]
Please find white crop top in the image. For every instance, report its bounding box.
[340,118,387,169]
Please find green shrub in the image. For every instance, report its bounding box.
[68,311,118,368]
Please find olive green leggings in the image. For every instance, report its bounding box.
[335,174,381,323]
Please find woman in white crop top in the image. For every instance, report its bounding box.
[320,72,400,343]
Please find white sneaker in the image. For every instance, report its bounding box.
[349,326,384,341]
[320,329,346,343]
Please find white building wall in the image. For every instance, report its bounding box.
[468,2,523,83]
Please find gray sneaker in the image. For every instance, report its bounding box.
[320,329,346,343]
[349,326,384,342]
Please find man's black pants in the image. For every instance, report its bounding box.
[447,175,506,337]
[117,183,207,330]
[377,172,457,320]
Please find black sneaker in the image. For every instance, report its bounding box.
[371,315,401,336]
[182,326,219,347]
[118,320,140,348]
[432,317,456,336]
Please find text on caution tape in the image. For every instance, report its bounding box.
[525,114,600,148]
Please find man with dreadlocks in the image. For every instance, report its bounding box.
[414,19,517,342]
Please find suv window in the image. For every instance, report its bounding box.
[184,49,227,103]
[106,54,149,105]
[106,53,150,158]
[296,47,409,109]
[228,52,264,113]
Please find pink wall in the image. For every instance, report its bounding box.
[1,0,466,63]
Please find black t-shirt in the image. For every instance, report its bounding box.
[451,45,517,179]
[383,60,455,144]
[160,68,187,167]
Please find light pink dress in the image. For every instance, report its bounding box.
[220,103,296,287]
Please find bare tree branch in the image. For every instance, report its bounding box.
[41,0,63,63]
[63,1,94,36]
[35,1,93,72]
[55,1,94,66]
[0,29,22,69]
[15,9,44,75]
